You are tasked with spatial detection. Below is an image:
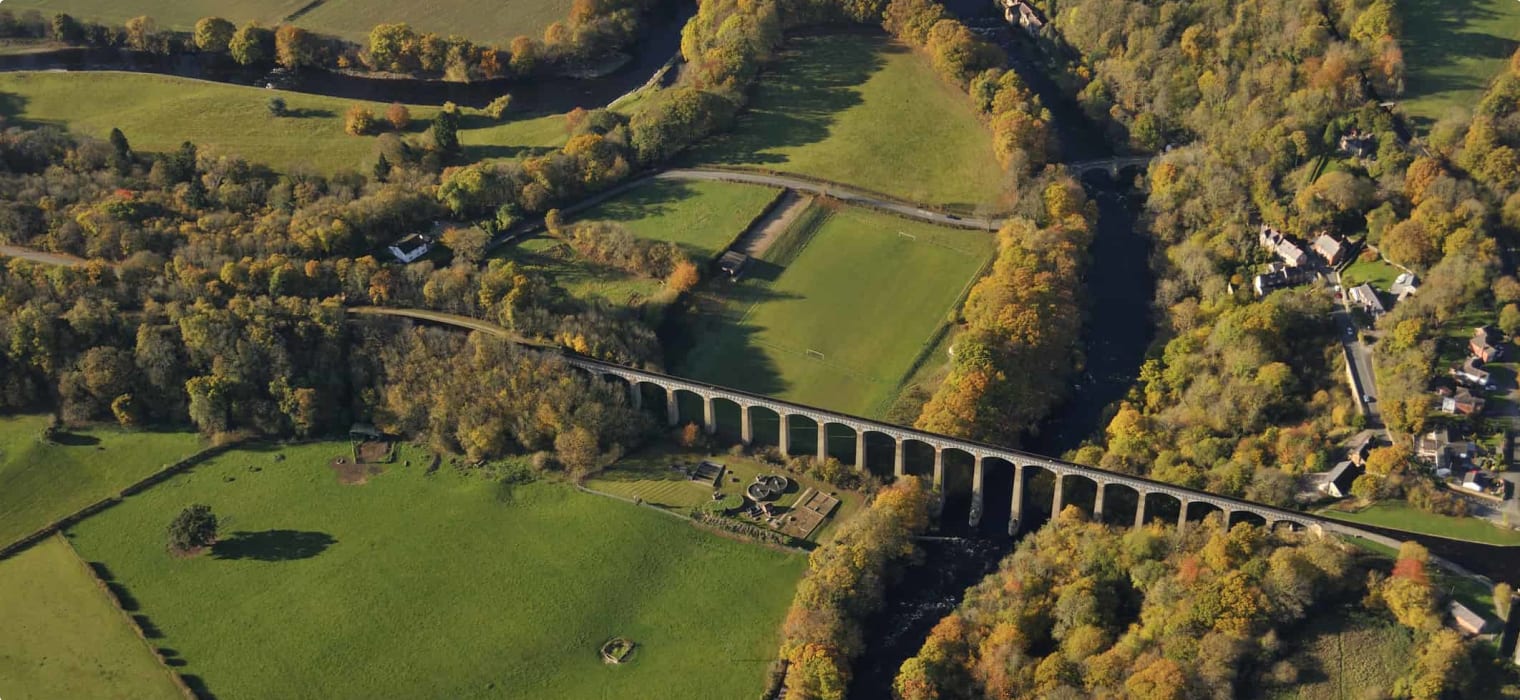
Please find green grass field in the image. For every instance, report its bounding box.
[1272,611,1413,700]
[675,205,995,418]
[501,236,667,308]
[0,414,201,548]
[0,72,566,174]
[574,179,781,260]
[0,535,184,700]
[686,34,1005,209]
[1399,0,1520,126]
[2,0,571,43]
[64,441,804,699]
[1323,500,1520,545]
[586,444,862,541]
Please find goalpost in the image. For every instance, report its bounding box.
[806,349,826,360]
[897,231,917,240]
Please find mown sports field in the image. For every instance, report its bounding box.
[686,33,1006,209]
[2,0,573,43]
[0,72,566,174]
[64,440,805,699]
[1398,0,1520,126]
[0,414,201,548]
[0,534,185,700]
[675,204,995,418]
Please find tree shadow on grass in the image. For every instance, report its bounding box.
[211,530,335,561]
[687,34,887,166]
[50,431,100,446]
[181,674,219,700]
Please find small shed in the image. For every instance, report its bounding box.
[349,423,382,440]
[718,251,750,279]
[1447,600,1488,636]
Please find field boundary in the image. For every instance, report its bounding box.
[55,533,196,698]
[0,438,245,561]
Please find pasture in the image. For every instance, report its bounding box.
[1,0,572,43]
[674,205,995,418]
[0,414,201,548]
[0,535,184,700]
[1398,0,1520,126]
[0,71,566,173]
[686,33,1006,209]
[64,440,805,699]
[574,178,781,260]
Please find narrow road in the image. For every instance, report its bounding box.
[0,244,90,267]
[1332,272,1385,432]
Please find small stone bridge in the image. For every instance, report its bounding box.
[353,307,1404,549]
[1066,155,1155,177]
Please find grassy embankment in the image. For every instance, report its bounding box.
[675,205,995,418]
[687,33,1006,210]
[0,72,566,174]
[65,440,805,698]
[1,0,572,43]
[1323,500,1520,545]
[0,413,201,548]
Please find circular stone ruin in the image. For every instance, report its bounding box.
[746,474,790,502]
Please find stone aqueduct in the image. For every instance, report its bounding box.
[569,354,1338,536]
[347,308,1405,550]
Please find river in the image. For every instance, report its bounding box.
[0,1,693,113]
[845,9,1158,695]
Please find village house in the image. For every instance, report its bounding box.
[999,0,1046,33]
[1321,461,1362,498]
[1447,600,1488,636]
[1440,388,1486,416]
[1416,428,1450,469]
[1338,129,1377,158]
[1347,432,1376,466]
[1452,357,1491,389]
[387,233,433,264]
[1312,233,1345,266]
[1259,225,1309,267]
[1348,283,1386,317]
[1252,261,1313,297]
[1471,326,1503,362]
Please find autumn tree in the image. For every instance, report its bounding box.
[194,17,235,53]
[344,105,378,136]
[228,22,271,66]
[274,24,317,70]
[167,504,218,554]
[385,103,411,131]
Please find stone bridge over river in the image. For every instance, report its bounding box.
[351,307,1404,549]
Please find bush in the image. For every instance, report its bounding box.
[344,105,378,135]
[486,94,513,120]
[267,97,286,116]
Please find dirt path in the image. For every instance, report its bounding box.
[0,245,90,267]
[733,191,813,259]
